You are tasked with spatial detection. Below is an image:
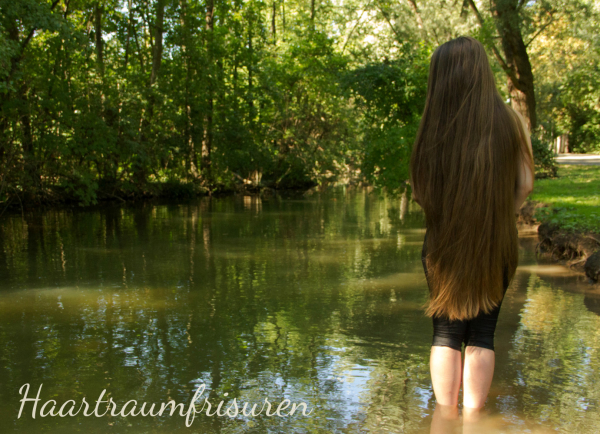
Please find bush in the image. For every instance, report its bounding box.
[531,134,558,179]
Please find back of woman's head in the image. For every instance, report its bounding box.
[410,36,529,321]
[426,36,498,128]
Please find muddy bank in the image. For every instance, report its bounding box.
[518,200,600,283]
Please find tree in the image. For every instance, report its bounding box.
[467,0,537,130]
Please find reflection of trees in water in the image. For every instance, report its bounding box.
[0,224,8,281]
[25,213,46,286]
[0,193,446,431]
[584,292,600,316]
[508,274,600,432]
[2,194,599,431]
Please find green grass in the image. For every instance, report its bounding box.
[529,165,600,233]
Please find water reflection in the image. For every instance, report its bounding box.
[0,190,597,433]
[584,291,600,316]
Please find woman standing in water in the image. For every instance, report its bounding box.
[409,36,534,428]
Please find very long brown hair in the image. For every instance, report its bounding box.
[410,36,534,321]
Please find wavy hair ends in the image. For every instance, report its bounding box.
[411,36,523,321]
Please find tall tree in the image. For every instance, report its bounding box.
[150,0,165,86]
[179,0,199,178]
[202,0,214,178]
[468,0,537,129]
[272,0,276,40]
[135,0,166,184]
[94,2,105,79]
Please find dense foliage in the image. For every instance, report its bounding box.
[1,0,598,206]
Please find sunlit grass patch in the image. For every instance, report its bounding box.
[529,165,600,232]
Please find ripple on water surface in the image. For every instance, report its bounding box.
[0,192,598,433]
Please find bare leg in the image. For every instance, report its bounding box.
[462,346,495,409]
[430,346,462,406]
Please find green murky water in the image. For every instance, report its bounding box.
[0,189,598,433]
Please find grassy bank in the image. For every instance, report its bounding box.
[529,165,600,233]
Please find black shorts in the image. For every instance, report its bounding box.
[421,230,509,352]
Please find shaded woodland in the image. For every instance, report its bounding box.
[1,0,598,206]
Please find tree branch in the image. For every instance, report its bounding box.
[466,0,515,80]
[342,6,368,53]
[374,1,401,42]
[525,13,555,48]
[8,0,62,82]
[407,0,424,32]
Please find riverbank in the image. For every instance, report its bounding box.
[517,164,600,284]
[0,179,320,215]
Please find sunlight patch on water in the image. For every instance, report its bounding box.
[516,263,581,277]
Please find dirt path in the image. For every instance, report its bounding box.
[555,153,600,165]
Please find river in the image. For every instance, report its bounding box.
[0,189,598,433]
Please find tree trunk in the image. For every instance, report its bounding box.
[180,0,199,178]
[491,0,537,130]
[467,0,537,130]
[18,85,39,190]
[248,22,254,113]
[20,107,36,186]
[407,0,425,36]
[150,0,166,86]
[94,2,105,78]
[124,0,133,68]
[282,0,286,35]
[272,0,276,40]
[202,0,214,177]
[136,0,166,185]
[94,2,107,121]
